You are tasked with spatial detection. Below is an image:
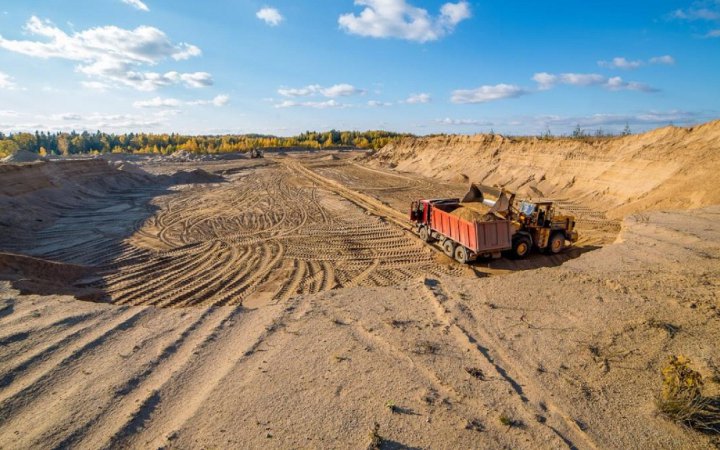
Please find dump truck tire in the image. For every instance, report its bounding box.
[442,239,456,257]
[419,227,430,242]
[547,232,565,254]
[511,236,531,259]
[454,245,470,264]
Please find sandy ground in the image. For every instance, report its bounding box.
[1,123,719,449]
[0,208,717,449]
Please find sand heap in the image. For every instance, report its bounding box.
[167,169,224,184]
[169,150,201,162]
[1,150,42,163]
[369,120,720,218]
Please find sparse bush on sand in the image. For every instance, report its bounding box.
[657,355,720,434]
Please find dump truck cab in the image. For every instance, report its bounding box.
[515,200,578,254]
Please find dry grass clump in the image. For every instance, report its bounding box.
[657,355,720,434]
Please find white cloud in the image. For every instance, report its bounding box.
[338,0,471,42]
[188,94,230,106]
[598,55,676,69]
[671,4,720,21]
[598,57,643,69]
[134,94,230,108]
[404,93,431,104]
[532,72,657,92]
[121,0,149,12]
[0,16,209,91]
[322,83,365,97]
[450,84,525,104]
[133,97,182,108]
[605,76,658,92]
[708,29,720,37]
[256,7,284,26]
[649,55,676,65]
[436,118,492,126]
[277,85,320,97]
[532,72,557,91]
[368,100,392,107]
[537,110,704,128]
[558,73,606,86]
[0,71,17,89]
[274,99,346,109]
[277,83,364,98]
[81,81,109,91]
[51,113,83,121]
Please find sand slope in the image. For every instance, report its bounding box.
[368,120,720,218]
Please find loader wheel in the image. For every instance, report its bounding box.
[454,246,470,264]
[418,226,431,243]
[511,236,531,259]
[442,239,456,257]
[547,233,565,254]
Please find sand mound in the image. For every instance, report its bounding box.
[169,150,204,161]
[320,154,339,161]
[168,169,224,184]
[369,120,720,218]
[2,150,42,163]
[0,252,100,298]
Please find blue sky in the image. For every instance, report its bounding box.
[0,0,718,135]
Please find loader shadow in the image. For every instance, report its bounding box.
[469,244,601,272]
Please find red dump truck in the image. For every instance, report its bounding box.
[410,186,578,263]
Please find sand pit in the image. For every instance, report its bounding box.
[1,123,719,449]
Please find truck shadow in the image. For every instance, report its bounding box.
[469,244,601,272]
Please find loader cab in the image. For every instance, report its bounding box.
[518,201,554,227]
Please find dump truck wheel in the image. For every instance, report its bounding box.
[454,246,470,264]
[442,239,456,257]
[511,236,531,259]
[418,227,431,242]
[547,232,565,254]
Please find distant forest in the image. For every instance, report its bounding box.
[0,130,409,158]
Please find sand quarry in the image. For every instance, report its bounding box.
[0,121,719,449]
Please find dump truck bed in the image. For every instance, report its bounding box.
[430,204,512,254]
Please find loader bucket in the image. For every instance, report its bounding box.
[461,184,485,203]
[488,191,512,215]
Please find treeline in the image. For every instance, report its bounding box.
[0,130,409,158]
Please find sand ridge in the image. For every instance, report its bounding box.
[367,120,720,219]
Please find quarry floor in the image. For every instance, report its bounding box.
[0,152,718,449]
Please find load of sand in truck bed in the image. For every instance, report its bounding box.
[449,202,494,222]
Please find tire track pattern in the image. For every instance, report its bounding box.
[14,164,462,307]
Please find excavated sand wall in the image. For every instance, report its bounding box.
[369,120,720,218]
[0,160,153,242]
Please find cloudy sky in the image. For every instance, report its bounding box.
[0,0,718,135]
